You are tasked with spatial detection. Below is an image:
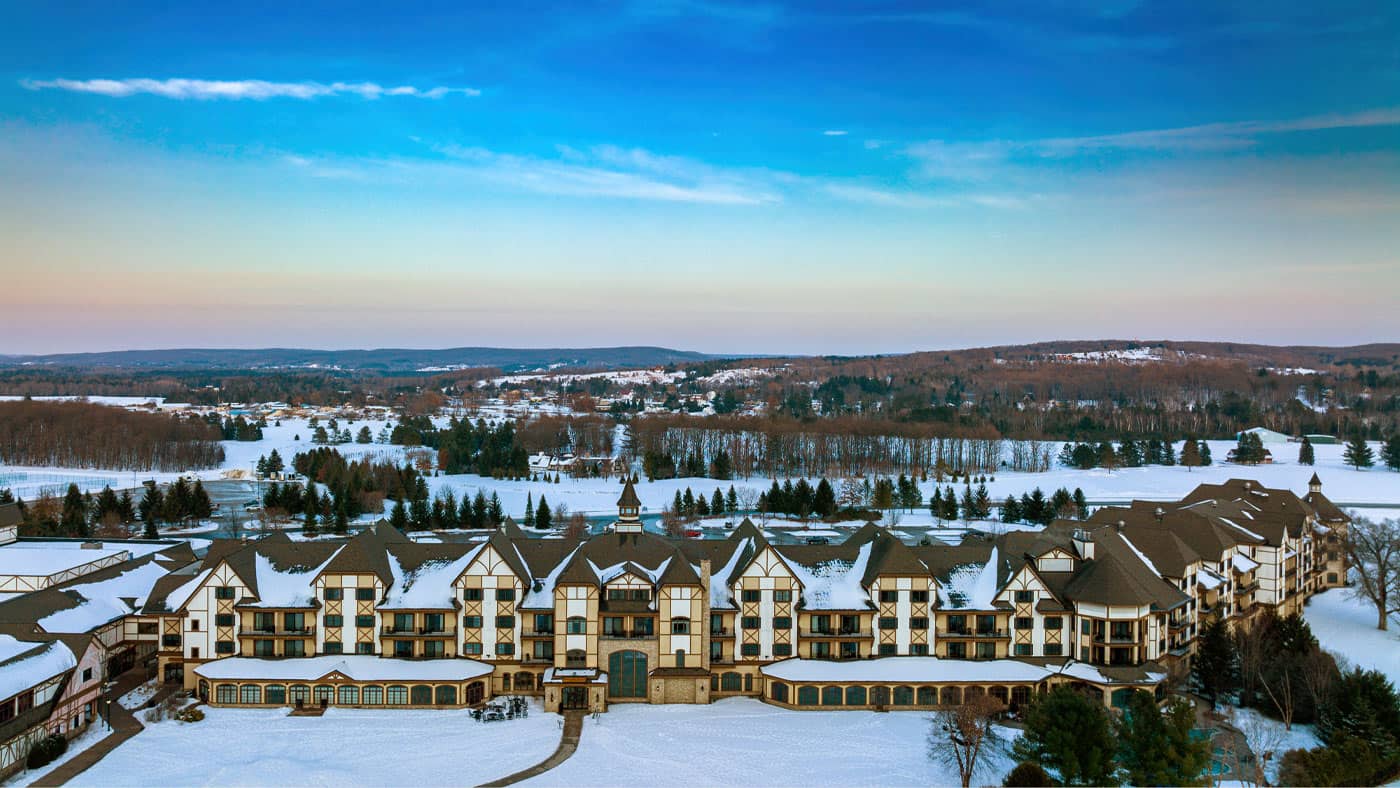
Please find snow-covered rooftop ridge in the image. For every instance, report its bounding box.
[37,560,172,633]
[193,655,493,682]
[381,546,483,610]
[1232,553,1260,574]
[1218,517,1265,542]
[939,546,1000,610]
[523,544,582,609]
[588,556,672,586]
[709,538,753,609]
[165,567,213,612]
[1119,535,1161,578]
[785,542,873,610]
[245,549,342,608]
[0,635,76,702]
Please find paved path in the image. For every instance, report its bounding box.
[28,674,178,788]
[478,711,585,787]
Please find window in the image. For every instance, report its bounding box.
[464,615,483,628]
[840,615,861,633]
[215,613,234,627]
[1044,616,1063,630]
[603,616,625,635]
[190,619,200,631]
[215,640,234,654]
[975,614,997,634]
[495,615,515,629]
[1015,617,1034,630]
[1014,590,1034,603]
[495,643,515,656]
[324,587,342,601]
[812,642,831,659]
[879,590,898,603]
[394,641,413,658]
[436,685,457,705]
[893,685,914,706]
[82,667,93,682]
[496,588,516,601]
[253,612,275,632]
[15,691,31,713]
[845,685,867,705]
[284,641,305,657]
[710,614,724,632]
[324,614,343,628]
[361,685,383,705]
[239,684,262,704]
[191,647,200,659]
[810,614,830,634]
[822,686,843,706]
[633,617,655,636]
[533,641,554,660]
[912,590,930,603]
[676,649,686,667]
[741,616,761,629]
[464,642,483,655]
[464,588,483,601]
[671,618,690,634]
[1015,643,1033,656]
[840,642,860,659]
[323,642,343,655]
[392,613,413,633]
[947,614,967,634]
[338,685,359,705]
[772,616,791,629]
[1081,619,1092,635]
[356,588,375,601]
[215,586,235,600]
[254,640,275,657]
[721,672,743,692]
[137,622,158,635]
[797,686,819,706]
[289,685,310,704]
[774,643,792,657]
[1044,643,1063,656]
[386,685,409,705]
[284,613,305,632]
[975,642,997,659]
[566,617,587,634]
[910,616,929,630]
[745,674,754,691]
[533,614,554,633]
[741,643,760,657]
[879,617,898,630]
[410,685,433,705]
[264,685,286,704]
[741,590,761,603]
[356,642,375,655]
[946,642,967,659]
[879,643,896,656]
[771,682,789,703]
[911,643,929,656]
[774,590,792,603]
[216,684,237,704]
[355,615,375,628]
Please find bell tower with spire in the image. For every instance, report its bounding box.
[614,478,644,534]
[1309,472,1322,494]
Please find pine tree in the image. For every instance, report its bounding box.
[1000,495,1021,524]
[959,486,975,522]
[334,501,349,534]
[524,493,535,528]
[1345,434,1375,470]
[682,488,695,517]
[535,494,552,529]
[1299,436,1316,466]
[356,426,372,444]
[1118,691,1210,787]
[1072,488,1088,520]
[1193,617,1237,706]
[1382,435,1400,472]
[813,479,836,518]
[1013,686,1118,787]
[726,485,738,513]
[489,492,503,526]
[472,490,489,529]
[1180,438,1202,471]
[930,488,944,522]
[267,449,284,475]
[711,488,726,516]
[139,485,163,528]
[972,483,991,520]
[941,485,959,521]
[61,483,87,537]
[1119,438,1143,468]
[389,498,408,531]
[1199,441,1212,466]
[695,494,710,517]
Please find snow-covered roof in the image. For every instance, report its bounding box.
[193,655,493,682]
[709,538,752,609]
[1197,568,1225,592]
[1050,661,1168,685]
[1219,517,1265,542]
[0,635,76,701]
[522,545,581,609]
[938,546,1000,610]
[244,550,341,608]
[1231,553,1260,574]
[543,667,608,684]
[38,561,170,633]
[1119,536,1161,578]
[381,547,483,610]
[785,542,873,610]
[165,568,214,612]
[761,656,1050,684]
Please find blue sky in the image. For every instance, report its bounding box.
[2,1,1397,355]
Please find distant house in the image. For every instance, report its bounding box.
[1304,434,1339,445]
[1236,427,1291,445]
[1226,446,1273,465]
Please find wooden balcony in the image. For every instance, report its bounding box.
[239,626,316,638]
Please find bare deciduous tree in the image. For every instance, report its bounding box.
[928,692,1006,788]
[1345,517,1400,630]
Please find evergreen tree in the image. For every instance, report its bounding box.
[1000,495,1021,524]
[389,498,408,531]
[1179,438,1202,471]
[1345,434,1375,470]
[535,494,552,529]
[813,479,836,518]
[1072,488,1089,520]
[682,488,695,517]
[117,489,135,523]
[142,518,158,539]
[333,500,349,534]
[356,426,373,444]
[972,483,992,520]
[409,496,431,530]
[524,493,535,528]
[695,494,710,517]
[1299,436,1316,466]
[267,449,284,475]
[1118,691,1210,787]
[256,455,269,477]
[1199,441,1212,466]
[61,483,87,537]
[930,488,944,522]
[1057,443,1075,468]
[1193,618,1237,706]
[1013,685,1119,786]
[941,485,959,521]
[191,480,213,519]
[726,485,738,513]
[303,489,319,535]
[1382,434,1400,472]
[472,491,489,529]
[139,485,163,527]
[488,492,503,526]
[712,488,726,517]
[959,486,975,522]
[1119,438,1143,468]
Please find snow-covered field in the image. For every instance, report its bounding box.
[70,702,559,787]
[1304,588,1400,686]
[522,697,1019,787]
[3,722,106,786]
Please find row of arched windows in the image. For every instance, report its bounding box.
[769,682,1032,709]
[208,681,481,706]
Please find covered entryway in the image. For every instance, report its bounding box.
[608,651,648,698]
[562,687,589,710]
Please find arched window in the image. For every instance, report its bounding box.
[771,682,789,703]
[240,684,261,705]
[514,673,534,691]
[411,685,433,705]
[940,686,962,706]
[198,680,209,701]
[797,686,819,706]
[313,685,334,704]
[435,685,457,705]
[215,684,236,704]
[566,616,587,634]
[289,685,311,705]
[1010,686,1030,709]
[362,685,384,705]
[721,672,743,692]
[566,649,587,667]
[893,685,914,706]
[501,673,513,691]
[845,686,867,706]
[744,673,753,692]
[263,685,286,705]
[821,686,843,706]
[871,686,890,706]
[990,686,1009,705]
[386,685,408,705]
[338,685,359,705]
[917,686,937,706]
[966,685,985,699]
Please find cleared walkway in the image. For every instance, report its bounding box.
[478,711,585,787]
[28,673,179,787]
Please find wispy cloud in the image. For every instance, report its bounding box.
[822,129,848,136]
[20,77,479,101]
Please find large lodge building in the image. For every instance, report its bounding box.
[0,474,1352,770]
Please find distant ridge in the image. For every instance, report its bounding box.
[0,346,724,373]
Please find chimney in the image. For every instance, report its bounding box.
[1154,507,1164,523]
[1116,520,1125,533]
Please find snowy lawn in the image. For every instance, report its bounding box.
[1304,588,1400,686]
[117,679,159,710]
[1226,706,1321,784]
[70,701,560,787]
[521,697,1020,788]
[2,722,108,786]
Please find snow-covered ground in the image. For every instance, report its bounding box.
[2,722,107,786]
[71,701,559,787]
[1304,588,1400,686]
[1227,706,1320,783]
[522,697,1020,788]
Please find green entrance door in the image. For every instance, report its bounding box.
[608,650,648,698]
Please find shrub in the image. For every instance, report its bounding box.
[26,734,67,769]
[174,707,205,723]
[1004,761,1055,786]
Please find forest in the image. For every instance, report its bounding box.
[0,400,224,471]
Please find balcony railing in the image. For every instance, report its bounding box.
[601,630,655,639]
[524,628,555,637]
[380,626,455,637]
[1091,633,1141,646]
[1235,581,1260,595]
[937,629,1008,639]
[801,629,872,638]
[239,626,316,638]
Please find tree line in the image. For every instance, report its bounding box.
[0,400,224,471]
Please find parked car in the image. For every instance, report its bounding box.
[805,535,830,545]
